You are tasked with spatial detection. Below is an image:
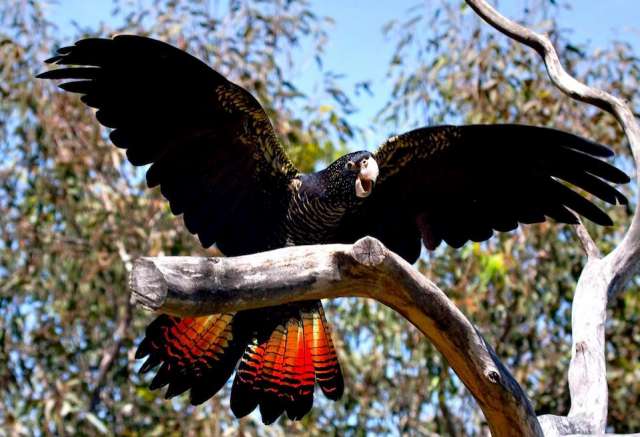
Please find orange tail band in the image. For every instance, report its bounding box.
[136,300,343,424]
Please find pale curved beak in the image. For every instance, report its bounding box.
[355,157,379,198]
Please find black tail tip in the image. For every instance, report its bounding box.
[259,398,286,425]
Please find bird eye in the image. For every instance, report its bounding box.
[346,161,355,170]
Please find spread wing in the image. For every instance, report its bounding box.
[38,35,299,256]
[339,124,629,263]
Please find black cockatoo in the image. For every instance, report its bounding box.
[38,35,629,424]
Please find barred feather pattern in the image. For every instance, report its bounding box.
[229,301,342,424]
[283,190,347,245]
[135,313,249,405]
[302,303,343,399]
[136,301,343,424]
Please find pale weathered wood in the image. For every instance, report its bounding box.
[465,0,640,435]
[130,236,542,437]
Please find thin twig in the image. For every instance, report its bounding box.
[574,219,601,260]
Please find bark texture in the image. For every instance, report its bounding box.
[131,237,542,437]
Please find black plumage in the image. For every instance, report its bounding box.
[339,124,629,261]
[38,35,629,424]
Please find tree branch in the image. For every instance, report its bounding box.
[573,219,601,260]
[130,236,542,437]
[464,0,640,434]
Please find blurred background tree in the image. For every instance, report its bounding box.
[0,0,638,435]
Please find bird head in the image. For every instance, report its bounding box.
[324,151,379,201]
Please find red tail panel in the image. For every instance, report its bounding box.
[138,301,343,424]
[302,303,344,400]
[136,313,247,404]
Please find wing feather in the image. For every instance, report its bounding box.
[340,124,629,262]
[38,35,298,255]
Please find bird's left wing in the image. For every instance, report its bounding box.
[38,35,299,255]
[339,124,629,263]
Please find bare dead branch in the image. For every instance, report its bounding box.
[464,0,640,434]
[130,237,543,437]
[573,220,601,260]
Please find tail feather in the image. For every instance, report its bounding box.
[282,317,315,419]
[302,303,344,400]
[230,338,265,418]
[258,322,288,424]
[260,317,315,422]
[136,301,343,425]
[136,314,247,404]
[231,306,317,423]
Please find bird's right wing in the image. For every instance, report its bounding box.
[38,35,299,255]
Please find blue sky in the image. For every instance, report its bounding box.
[309,0,640,133]
[48,0,640,145]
